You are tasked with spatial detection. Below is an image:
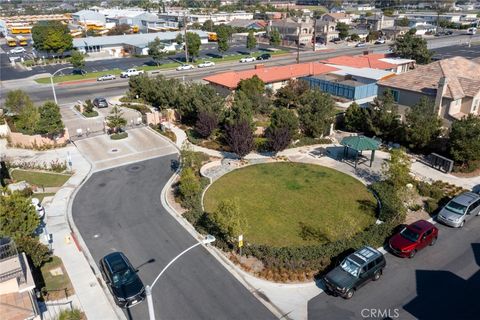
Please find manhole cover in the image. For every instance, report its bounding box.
[126,164,145,173]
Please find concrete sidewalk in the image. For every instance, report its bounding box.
[2,142,121,320]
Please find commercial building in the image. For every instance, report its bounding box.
[73,30,208,56]
[377,56,480,124]
[157,10,254,27]
[0,238,39,320]
[203,62,338,94]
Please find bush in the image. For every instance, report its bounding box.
[58,308,83,320]
[110,132,128,140]
[82,110,98,118]
[370,181,406,223]
[424,198,439,214]
[254,137,268,152]
[16,237,51,268]
[121,103,151,115]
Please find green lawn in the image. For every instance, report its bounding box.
[34,192,56,203]
[11,169,71,188]
[34,50,288,84]
[40,256,74,300]
[204,163,377,247]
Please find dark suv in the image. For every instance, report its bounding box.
[100,252,145,308]
[93,97,108,108]
[256,53,271,60]
[323,246,386,299]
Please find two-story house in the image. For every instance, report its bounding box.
[377,56,480,125]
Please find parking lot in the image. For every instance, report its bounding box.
[74,127,177,171]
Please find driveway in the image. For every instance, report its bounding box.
[308,217,480,320]
[75,127,177,171]
[72,156,276,320]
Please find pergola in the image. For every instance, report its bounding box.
[340,135,380,168]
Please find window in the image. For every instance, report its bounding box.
[391,89,399,102]
[367,261,375,270]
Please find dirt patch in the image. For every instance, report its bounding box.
[451,168,480,178]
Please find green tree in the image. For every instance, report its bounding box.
[269,29,281,46]
[269,107,299,138]
[449,115,480,167]
[0,190,39,240]
[350,33,360,42]
[336,22,349,40]
[180,142,203,172]
[237,75,265,98]
[366,30,380,42]
[147,37,166,66]
[107,23,131,36]
[216,25,230,56]
[186,32,201,61]
[274,80,310,109]
[382,148,411,191]
[32,20,72,54]
[298,90,335,138]
[397,16,410,27]
[16,104,40,135]
[405,97,442,150]
[226,91,254,124]
[391,29,433,64]
[246,30,257,51]
[106,106,127,133]
[179,167,201,208]
[202,19,215,32]
[15,237,50,268]
[70,50,85,70]
[36,101,64,136]
[175,33,184,44]
[344,102,373,133]
[369,90,402,142]
[4,89,33,114]
[210,198,248,239]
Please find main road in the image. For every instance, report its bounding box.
[1,33,478,106]
[72,155,277,320]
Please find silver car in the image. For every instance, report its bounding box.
[437,192,480,228]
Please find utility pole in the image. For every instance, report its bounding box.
[183,14,189,63]
[313,17,316,52]
[296,23,301,64]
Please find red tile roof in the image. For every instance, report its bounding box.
[320,54,396,70]
[203,62,339,89]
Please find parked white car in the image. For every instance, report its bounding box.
[176,64,194,71]
[374,39,386,44]
[97,74,116,81]
[9,47,26,54]
[198,61,215,68]
[120,68,144,78]
[239,56,256,63]
[31,198,45,220]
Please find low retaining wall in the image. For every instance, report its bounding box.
[5,123,69,149]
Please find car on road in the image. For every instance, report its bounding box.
[445,30,453,35]
[176,64,195,71]
[374,39,386,44]
[437,192,480,228]
[120,68,144,78]
[31,198,45,220]
[198,61,215,68]
[239,56,256,63]
[9,47,26,54]
[323,246,386,299]
[389,220,438,258]
[355,42,367,48]
[97,74,116,81]
[256,53,271,60]
[93,97,108,108]
[72,69,87,76]
[100,252,145,308]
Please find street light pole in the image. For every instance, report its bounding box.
[50,67,73,104]
[145,235,215,320]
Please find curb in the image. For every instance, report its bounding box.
[66,143,127,320]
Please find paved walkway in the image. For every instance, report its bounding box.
[1,141,122,320]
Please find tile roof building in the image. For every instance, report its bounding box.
[377,56,480,123]
[320,54,415,74]
[203,62,338,93]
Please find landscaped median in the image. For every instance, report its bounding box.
[33,50,288,84]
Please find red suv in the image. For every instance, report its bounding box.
[389,220,438,258]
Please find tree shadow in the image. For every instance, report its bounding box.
[403,243,480,319]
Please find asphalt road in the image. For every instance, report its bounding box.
[72,156,276,320]
[308,217,480,320]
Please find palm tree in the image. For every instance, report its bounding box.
[106,106,127,134]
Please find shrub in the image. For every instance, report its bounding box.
[370,181,406,223]
[121,103,151,115]
[82,110,98,118]
[424,198,439,214]
[253,137,268,152]
[408,203,423,211]
[110,132,128,140]
[16,237,51,268]
[58,308,83,320]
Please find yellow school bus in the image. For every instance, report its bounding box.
[11,26,32,34]
[16,35,28,46]
[6,36,17,47]
[207,32,218,42]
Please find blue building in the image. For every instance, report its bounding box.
[301,65,395,106]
